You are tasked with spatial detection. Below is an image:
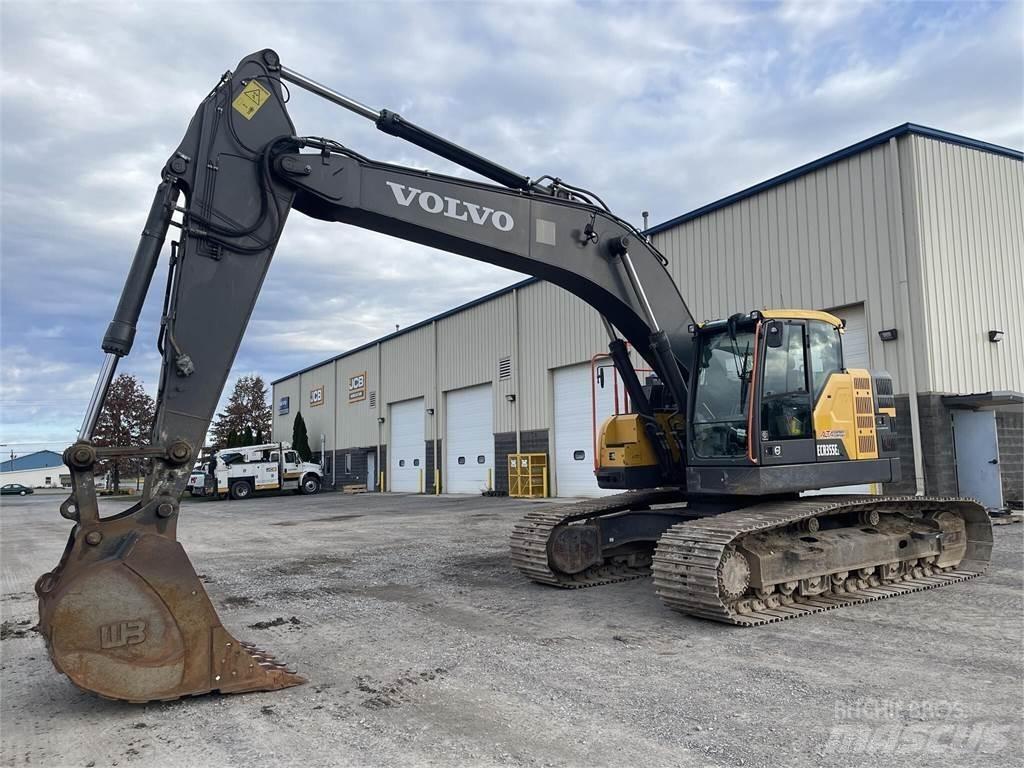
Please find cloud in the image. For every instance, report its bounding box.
[1,0,1020,449]
[777,0,878,38]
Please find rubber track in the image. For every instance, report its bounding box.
[651,495,992,626]
[509,489,685,588]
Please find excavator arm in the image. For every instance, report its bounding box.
[36,49,695,702]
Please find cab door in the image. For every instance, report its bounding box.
[758,320,815,465]
[281,450,302,488]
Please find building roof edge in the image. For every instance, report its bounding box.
[645,123,1022,236]
[272,276,538,385]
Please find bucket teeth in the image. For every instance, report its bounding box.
[212,626,305,694]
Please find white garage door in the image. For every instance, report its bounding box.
[445,384,494,494]
[389,398,424,492]
[808,302,875,496]
[830,303,869,370]
[553,363,618,497]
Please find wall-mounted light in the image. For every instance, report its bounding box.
[989,330,1004,343]
[505,394,516,403]
[426,408,435,415]
[878,328,898,342]
[377,416,386,424]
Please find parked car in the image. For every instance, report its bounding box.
[1,483,34,496]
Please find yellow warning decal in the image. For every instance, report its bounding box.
[232,79,272,120]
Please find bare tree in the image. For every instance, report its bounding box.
[92,373,155,491]
[210,374,272,448]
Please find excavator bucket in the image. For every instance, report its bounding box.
[36,510,304,703]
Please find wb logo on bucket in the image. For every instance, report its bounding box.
[385,181,514,232]
[100,620,146,649]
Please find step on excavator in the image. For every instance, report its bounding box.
[37,50,993,702]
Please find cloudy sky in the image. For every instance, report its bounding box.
[1,0,1021,455]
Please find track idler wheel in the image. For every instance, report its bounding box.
[36,528,303,702]
[548,523,601,575]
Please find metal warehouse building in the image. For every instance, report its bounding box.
[0,450,69,489]
[273,124,1022,507]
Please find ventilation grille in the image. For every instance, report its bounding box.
[857,415,874,430]
[853,376,871,390]
[498,357,512,381]
[874,374,896,410]
[880,431,898,453]
[858,435,877,455]
[855,396,873,414]
[369,391,377,408]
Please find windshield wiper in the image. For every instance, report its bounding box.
[737,340,751,413]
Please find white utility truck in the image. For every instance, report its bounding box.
[187,442,323,500]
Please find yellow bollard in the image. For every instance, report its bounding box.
[435,469,440,495]
[542,466,548,498]
[418,468,424,494]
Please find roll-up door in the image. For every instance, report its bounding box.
[553,363,617,497]
[445,384,494,493]
[389,398,424,492]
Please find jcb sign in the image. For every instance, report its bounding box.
[309,386,325,407]
[349,372,367,403]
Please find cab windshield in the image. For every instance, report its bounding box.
[692,328,755,458]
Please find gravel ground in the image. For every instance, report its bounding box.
[1,490,1021,768]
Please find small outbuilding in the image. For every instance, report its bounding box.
[0,450,69,489]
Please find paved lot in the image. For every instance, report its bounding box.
[1,491,1021,768]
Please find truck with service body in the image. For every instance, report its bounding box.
[187,442,322,499]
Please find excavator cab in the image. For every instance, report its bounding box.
[596,309,903,494]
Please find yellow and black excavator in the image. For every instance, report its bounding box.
[37,50,992,703]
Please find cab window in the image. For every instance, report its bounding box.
[808,320,843,400]
[691,327,755,458]
[284,451,299,464]
[761,322,812,440]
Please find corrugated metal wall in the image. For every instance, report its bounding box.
[903,135,1024,394]
[271,278,611,449]
[381,324,435,443]
[516,281,608,430]
[651,139,918,392]
[298,362,335,451]
[436,290,517,432]
[334,345,380,449]
[272,377,301,445]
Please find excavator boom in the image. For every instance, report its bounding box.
[36,49,694,702]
